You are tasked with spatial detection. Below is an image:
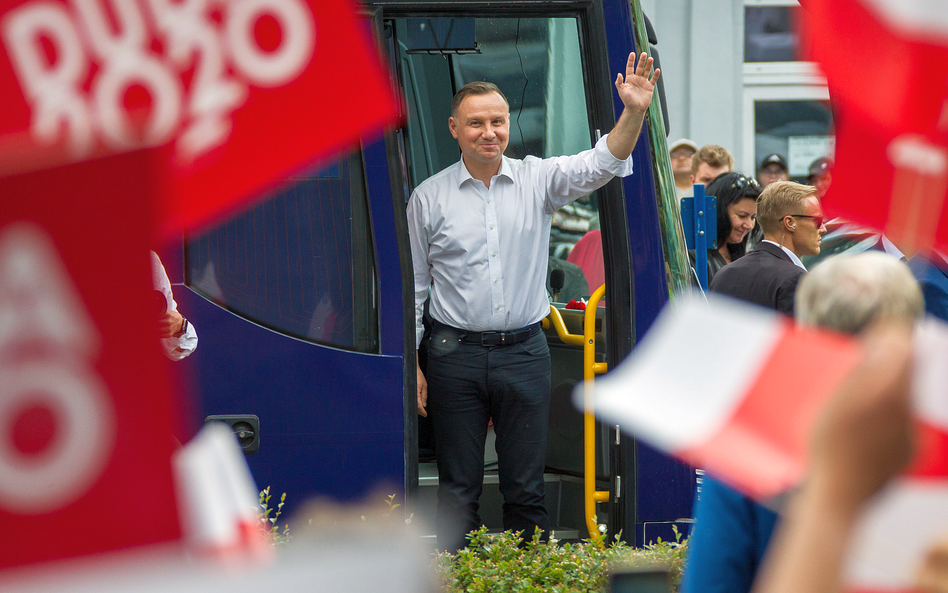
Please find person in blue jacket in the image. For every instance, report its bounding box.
[909,250,948,322]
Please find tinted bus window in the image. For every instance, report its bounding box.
[184,149,380,352]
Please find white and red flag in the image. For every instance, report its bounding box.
[590,294,862,500]
[799,0,948,254]
[591,294,948,591]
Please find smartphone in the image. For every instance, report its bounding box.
[609,567,672,593]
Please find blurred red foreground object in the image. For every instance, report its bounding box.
[800,0,948,254]
[0,0,401,571]
[0,153,180,569]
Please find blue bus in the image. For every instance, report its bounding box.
[167,0,696,545]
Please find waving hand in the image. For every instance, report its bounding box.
[615,52,660,114]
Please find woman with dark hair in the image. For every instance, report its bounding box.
[689,171,761,284]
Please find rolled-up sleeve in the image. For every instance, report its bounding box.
[594,133,634,177]
[151,251,198,361]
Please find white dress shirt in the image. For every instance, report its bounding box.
[407,134,634,348]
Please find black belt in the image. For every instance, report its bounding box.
[432,321,542,347]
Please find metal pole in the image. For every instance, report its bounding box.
[693,183,709,291]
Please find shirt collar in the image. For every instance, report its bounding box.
[880,234,906,260]
[456,156,512,188]
[762,240,807,271]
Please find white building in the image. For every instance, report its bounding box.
[642,0,835,179]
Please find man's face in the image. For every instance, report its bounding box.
[811,172,832,199]
[448,92,510,171]
[758,164,789,187]
[670,147,695,177]
[789,196,827,257]
[691,162,730,186]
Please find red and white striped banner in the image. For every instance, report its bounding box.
[592,295,861,500]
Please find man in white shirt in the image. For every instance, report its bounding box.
[407,52,659,551]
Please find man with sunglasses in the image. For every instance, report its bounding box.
[709,180,826,315]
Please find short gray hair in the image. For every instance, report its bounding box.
[795,252,924,335]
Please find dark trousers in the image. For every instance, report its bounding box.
[426,324,551,552]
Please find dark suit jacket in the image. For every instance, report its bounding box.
[909,252,948,322]
[709,241,805,315]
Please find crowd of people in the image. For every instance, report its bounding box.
[667,138,948,592]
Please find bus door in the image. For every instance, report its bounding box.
[372,0,661,540]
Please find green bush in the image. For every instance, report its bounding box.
[258,488,688,591]
[435,526,688,593]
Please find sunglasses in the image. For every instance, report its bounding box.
[730,175,761,192]
[788,214,824,228]
[670,150,694,159]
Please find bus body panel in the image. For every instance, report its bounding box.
[177,291,406,502]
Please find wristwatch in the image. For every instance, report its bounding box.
[173,317,189,338]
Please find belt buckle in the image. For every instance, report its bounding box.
[480,331,504,347]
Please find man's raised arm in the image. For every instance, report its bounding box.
[606,52,660,161]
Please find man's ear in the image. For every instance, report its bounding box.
[689,174,695,185]
[783,215,796,232]
[448,117,459,139]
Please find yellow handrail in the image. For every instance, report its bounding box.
[583,285,609,539]
[542,306,584,346]
[543,287,609,539]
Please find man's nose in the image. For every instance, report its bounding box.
[483,124,496,138]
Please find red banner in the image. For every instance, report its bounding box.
[0,0,401,571]
[0,0,401,232]
[827,110,948,254]
[0,152,181,568]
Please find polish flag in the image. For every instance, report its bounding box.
[590,294,861,500]
[591,294,948,591]
[827,110,948,256]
